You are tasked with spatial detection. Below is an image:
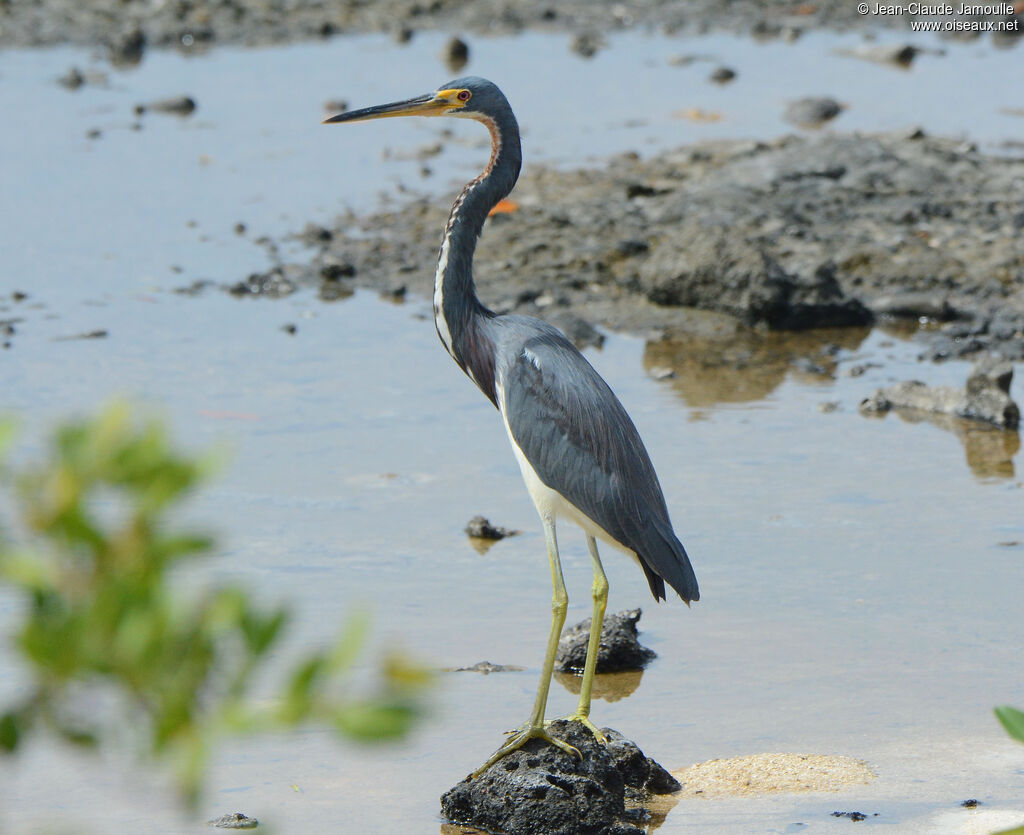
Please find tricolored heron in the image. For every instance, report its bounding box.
[325,77,699,775]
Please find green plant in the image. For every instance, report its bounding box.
[995,706,1024,745]
[992,706,1024,835]
[0,404,430,807]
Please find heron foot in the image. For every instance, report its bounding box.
[471,724,581,778]
[547,712,608,744]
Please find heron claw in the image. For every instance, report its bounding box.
[547,712,608,744]
[471,725,581,778]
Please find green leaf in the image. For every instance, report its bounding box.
[0,710,24,752]
[995,705,1024,744]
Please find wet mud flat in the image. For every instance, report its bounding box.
[246,131,1024,362]
[6,0,1019,55]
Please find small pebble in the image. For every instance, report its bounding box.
[570,31,604,58]
[710,66,736,83]
[135,95,197,117]
[208,812,259,829]
[444,36,469,71]
[464,516,515,540]
[784,97,843,127]
[58,67,85,89]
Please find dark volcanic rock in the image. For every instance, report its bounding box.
[859,357,1019,429]
[441,720,679,835]
[465,515,515,540]
[639,227,872,330]
[227,133,1024,355]
[556,609,656,674]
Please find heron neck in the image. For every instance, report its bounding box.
[433,109,521,400]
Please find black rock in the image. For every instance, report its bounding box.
[465,515,515,540]
[443,36,470,72]
[440,720,679,835]
[709,66,736,83]
[556,609,656,674]
[831,810,868,821]
[135,95,197,116]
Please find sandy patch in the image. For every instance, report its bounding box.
[671,753,876,798]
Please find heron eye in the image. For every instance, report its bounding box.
[457,90,472,102]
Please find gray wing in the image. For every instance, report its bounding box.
[499,327,699,603]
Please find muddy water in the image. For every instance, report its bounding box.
[1,27,1023,835]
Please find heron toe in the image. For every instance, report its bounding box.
[471,724,581,778]
[548,712,608,745]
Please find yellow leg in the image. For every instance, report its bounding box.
[560,535,608,743]
[471,516,581,777]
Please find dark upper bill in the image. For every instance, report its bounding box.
[323,89,466,124]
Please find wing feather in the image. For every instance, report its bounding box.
[499,328,699,603]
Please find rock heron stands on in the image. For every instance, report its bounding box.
[325,77,699,776]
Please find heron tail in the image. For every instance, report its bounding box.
[638,520,699,605]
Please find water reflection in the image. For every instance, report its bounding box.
[866,409,1021,480]
[643,327,871,408]
[639,790,680,832]
[553,669,644,703]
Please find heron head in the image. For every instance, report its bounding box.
[323,77,507,125]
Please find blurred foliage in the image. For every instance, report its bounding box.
[0,404,430,807]
[995,706,1024,745]
[993,707,1024,835]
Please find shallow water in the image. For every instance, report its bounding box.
[1,26,1023,835]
